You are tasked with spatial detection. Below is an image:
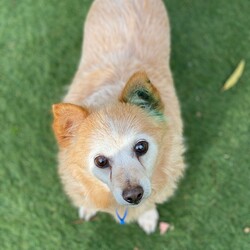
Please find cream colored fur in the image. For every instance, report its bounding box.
[55,0,185,233]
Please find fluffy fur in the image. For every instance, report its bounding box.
[52,0,185,234]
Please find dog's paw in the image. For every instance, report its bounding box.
[137,208,159,234]
[78,206,97,221]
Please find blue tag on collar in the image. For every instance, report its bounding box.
[116,208,128,225]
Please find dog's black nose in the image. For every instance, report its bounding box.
[122,186,144,204]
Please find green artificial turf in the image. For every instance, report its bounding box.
[1,0,250,249]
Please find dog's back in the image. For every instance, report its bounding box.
[82,0,171,65]
[64,0,173,109]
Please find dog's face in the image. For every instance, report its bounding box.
[82,105,161,206]
[52,72,166,206]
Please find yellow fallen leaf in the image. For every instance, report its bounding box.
[222,60,245,91]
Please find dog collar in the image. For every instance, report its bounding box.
[116,208,128,225]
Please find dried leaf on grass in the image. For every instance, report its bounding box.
[244,227,250,234]
[71,215,99,224]
[222,60,245,91]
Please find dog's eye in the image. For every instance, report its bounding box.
[94,155,110,168]
[134,141,148,156]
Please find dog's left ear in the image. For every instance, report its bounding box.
[120,71,164,117]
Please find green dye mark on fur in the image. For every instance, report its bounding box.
[127,88,164,120]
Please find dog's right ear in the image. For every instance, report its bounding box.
[52,103,89,148]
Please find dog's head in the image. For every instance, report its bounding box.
[52,72,166,207]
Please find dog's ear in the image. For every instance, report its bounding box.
[52,103,89,148]
[120,71,164,118]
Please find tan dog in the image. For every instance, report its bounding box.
[52,0,185,234]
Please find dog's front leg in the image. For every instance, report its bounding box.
[78,206,97,221]
[137,207,159,234]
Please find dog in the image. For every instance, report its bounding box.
[52,0,185,234]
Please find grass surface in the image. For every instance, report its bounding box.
[1,0,250,249]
